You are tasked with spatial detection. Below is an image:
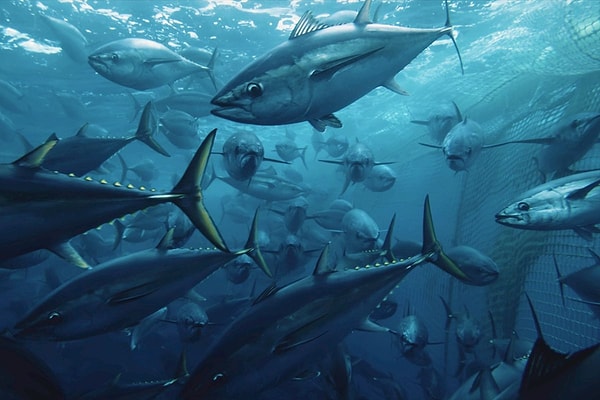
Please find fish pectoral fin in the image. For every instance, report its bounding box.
[419,142,443,149]
[309,114,342,132]
[144,57,184,67]
[566,179,600,200]
[382,79,409,96]
[274,329,328,354]
[310,48,384,81]
[107,281,162,304]
[292,370,321,381]
[356,318,391,333]
[48,241,90,269]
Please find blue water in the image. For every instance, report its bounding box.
[1,0,599,399]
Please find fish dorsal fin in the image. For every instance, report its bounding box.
[45,132,59,142]
[75,123,89,137]
[566,178,600,200]
[13,139,58,168]
[157,228,175,250]
[354,0,373,24]
[452,101,463,121]
[289,11,331,40]
[253,282,279,305]
[313,244,335,276]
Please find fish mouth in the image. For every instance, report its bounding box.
[210,105,256,123]
[87,54,109,73]
[494,212,522,226]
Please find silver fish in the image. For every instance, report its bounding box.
[211,0,462,131]
[88,38,212,90]
[495,170,600,240]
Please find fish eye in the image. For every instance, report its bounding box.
[111,53,119,62]
[47,311,63,325]
[246,82,263,98]
[517,202,530,211]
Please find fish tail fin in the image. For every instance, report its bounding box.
[300,146,308,170]
[552,254,566,307]
[421,195,470,282]
[242,209,272,278]
[206,47,219,92]
[171,129,229,252]
[135,101,171,157]
[382,213,397,263]
[444,0,464,75]
[112,219,125,251]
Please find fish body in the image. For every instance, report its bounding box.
[411,101,462,144]
[495,170,600,239]
[341,208,379,252]
[179,196,468,399]
[312,199,353,230]
[0,129,227,267]
[275,139,307,168]
[211,0,458,130]
[154,91,213,117]
[88,38,209,90]
[160,109,199,150]
[218,173,307,201]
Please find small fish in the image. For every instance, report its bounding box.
[41,102,169,176]
[160,109,200,150]
[495,170,600,240]
[40,14,88,63]
[88,38,214,90]
[363,164,397,192]
[411,101,462,144]
[275,138,308,169]
[445,245,499,286]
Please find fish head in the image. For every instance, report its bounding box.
[442,120,483,172]
[223,132,264,180]
[88,47,140,84]
[224,255,253,284]
[345,144,374,181]
[565,112,600,139]
[211,59,311,125]
[456,317,481,349]
[399,315,429,350]
[176,302,208,343]
[495,189,563,229]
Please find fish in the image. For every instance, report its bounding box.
[0,128,228,268]
[129,307,167,351]
[174,300,209,343]
[211,0,462,131]
[515,294,600,399]
[275,138,308,169]
[218,172,308,202]
[495,170,600,240]
[13,210,268,341]
[223,254,253,285]
[41,102,169,176]
[0,335,65,399]
[420,116,537,172]
[518,112,600,181]
[151,91,214,118]
[320,141,393,194]
[218,131,287,181]
[411,101,462,144]
[179,196,469,399]
[445,245,499,286]
[88,38,214,90]
[0,79,29,114]
[312,199,353,230]
[369,299,397,321]
[441,298,482,376]
[396,314,433,366]
[40,14,88,63]
[178,46,219,91]
[553,250,600,317]
[160,109,200,150]
[340,208,380,252]
[269,197,312,234]
[363,164,397,192]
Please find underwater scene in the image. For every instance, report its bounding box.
[1,0,600,398]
